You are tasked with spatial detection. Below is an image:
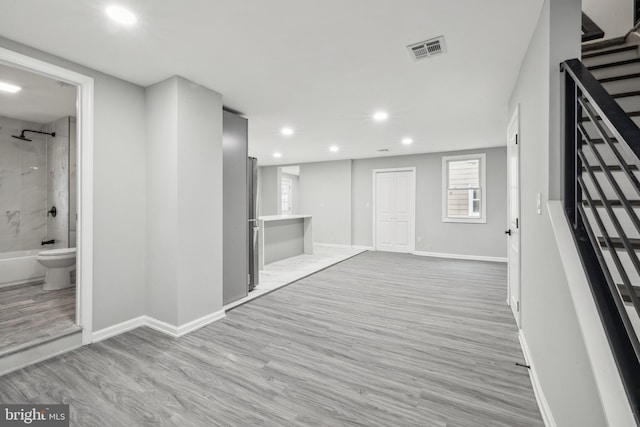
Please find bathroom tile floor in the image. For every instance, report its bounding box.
[0,282,78,356]
[224,245,368,311]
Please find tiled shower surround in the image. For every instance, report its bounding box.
[0,115,76,253]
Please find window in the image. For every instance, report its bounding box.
[281,177,292,214]
[442,153,486,223]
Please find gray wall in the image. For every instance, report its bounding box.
[508,0,606,425]
[146,76,224,326]
[264,219,304,264]
[299,160,352,245]
[0,36,148,332]
[175,77,223,325]
[264,149,506,258]
[352,148,507,257]
[259,165,278,216]
[145,77,178,325]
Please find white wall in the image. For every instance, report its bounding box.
[508,0,607,425]
[145,77,179,325]
[175,76,223,324]
[0,36,148,332]
[146,76,224,326]
[583,0,634,40]
[299,160,352,245]
[259,165,278,216]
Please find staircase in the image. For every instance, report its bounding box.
[581,38,640,334]
[561,31,640,423]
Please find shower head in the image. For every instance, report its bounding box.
[11,129,55,142]
[12,131,32,142]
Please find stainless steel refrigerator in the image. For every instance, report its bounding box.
[248,157,259,291]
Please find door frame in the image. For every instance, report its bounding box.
[507,105,521,327]
[0,47,95,344]
[372,167,417,253]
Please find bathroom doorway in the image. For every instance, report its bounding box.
[0,46,94,355]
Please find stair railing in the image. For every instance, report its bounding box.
[562,58,640,421]
[582,12,605,42]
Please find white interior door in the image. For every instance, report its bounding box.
[507,110,521,326]
[375,170,415,253]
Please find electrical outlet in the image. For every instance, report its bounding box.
[536,193,542,215]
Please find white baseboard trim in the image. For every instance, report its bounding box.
[413,250,507,263]
[92,316,146,342]
[176,309,226,337]
[314,243,373,251]
[145,309,226,338]
[92,310,226,342]
[144,316,180,337]
[0,277,45,290]
[519,331,557,427]
[352,245,374,251]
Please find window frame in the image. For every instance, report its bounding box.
[441,153,487,224]
[281,177,293,214]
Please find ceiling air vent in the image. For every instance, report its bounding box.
[377,148,390,152]
[407,36,446,61]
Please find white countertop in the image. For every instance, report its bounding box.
[259,215,312,222]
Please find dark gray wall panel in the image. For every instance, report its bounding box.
[223,111,248,305]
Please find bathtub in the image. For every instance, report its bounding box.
[0,249,47,288]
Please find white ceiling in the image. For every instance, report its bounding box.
[0,63,77,124]
[0,0,543,165]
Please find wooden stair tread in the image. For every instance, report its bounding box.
[581,137,618,144]
[582,37,629,53]
[598,236,640,250]
[612,91,640,99]
[599,72,640,83]
[582,44,638,58]
[617,284,640,303]
[587,58,640,71]
[580,111,640,122]
[582,164,639,172]
[583,200,640,207]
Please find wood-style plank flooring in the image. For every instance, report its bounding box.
[0,252,543,426]
[0,283,77,355]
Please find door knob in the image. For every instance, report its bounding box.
[505,229,512,236]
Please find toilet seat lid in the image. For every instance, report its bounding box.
[39,248,77,257]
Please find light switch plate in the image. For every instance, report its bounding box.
[536,193,542,214]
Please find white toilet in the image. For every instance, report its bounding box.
[36,248,77,290]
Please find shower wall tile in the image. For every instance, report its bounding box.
[0,116,48,253]
[46,117,70,249]
[0,170,21,212]
[69,117,77,247]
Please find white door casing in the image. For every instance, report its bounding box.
[0,47,95,344]
[373,168,416,253]
[507,106,521,327]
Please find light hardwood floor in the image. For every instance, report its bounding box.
[0,252,543,426]
[0,283,77,356]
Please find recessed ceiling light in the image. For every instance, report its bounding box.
[106,5,137,26]
[281,127,294,136]
[402,137,413,145]
[0,81,21,94]
[329,145,339,152]
[273,152,282,158]
[373,111,388,122]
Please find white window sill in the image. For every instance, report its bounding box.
[442,217,487,224]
